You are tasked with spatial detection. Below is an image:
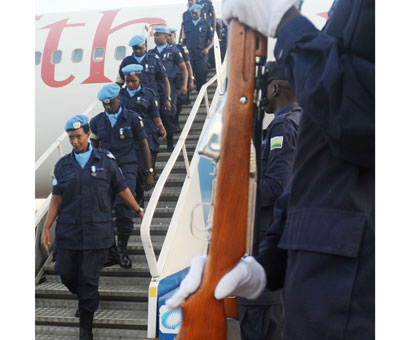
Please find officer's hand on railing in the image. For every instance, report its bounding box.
[41,228,51,253]
[222,0,299,37]
[166,255,267,310]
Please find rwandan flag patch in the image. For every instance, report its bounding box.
[270,136,284,150]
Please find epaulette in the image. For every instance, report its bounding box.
[106,151,116,160]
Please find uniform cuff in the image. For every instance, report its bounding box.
[274,15,318,65]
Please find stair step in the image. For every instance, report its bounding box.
[43,255,151,277]
[36,276,149,299]
[36,325,148,340]
[36,300,148,327]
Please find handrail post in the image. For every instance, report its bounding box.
[205,91,210,118]
[182,144,191,178]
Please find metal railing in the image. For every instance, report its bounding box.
[140,74,218,278]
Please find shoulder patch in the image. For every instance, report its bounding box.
[107,151,116,160]
[183,47,189,54]
[138,116,144,127]
[210,26,214,32]
[154,54,160,59]
[179,52,183,58]
[155,100,159,107]
[270,136,284,150]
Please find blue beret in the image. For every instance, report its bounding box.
[65,115,89,132]
[265,61,287,83]
[154,27,170,35]
[121,64,144,76]
[189,4,202,12]
[97,84,120,103]
[129,35,146,47]
[216,18,223,23]
[168,27,177,33]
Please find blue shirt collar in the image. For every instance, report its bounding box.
[126,84,142,98]
[73,143,93,169]
[274,104,300,117]
[192,18,201,26]
[156,44,168,54]
[133,53,146,64]
[105,105,123,127]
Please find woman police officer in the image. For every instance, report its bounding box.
[41,115,145,340]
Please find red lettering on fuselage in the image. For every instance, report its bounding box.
[40,19,85,88]
[82,10,166,84]
[38,10,166,87]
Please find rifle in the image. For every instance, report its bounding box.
[177,19,267,339]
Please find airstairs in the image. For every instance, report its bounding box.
[35,69,218,340]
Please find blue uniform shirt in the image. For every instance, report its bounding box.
[183,18,213,61]
[119,86,161,152]
[151,44,185,79]
[260,104,302,209]
[52,147,127,250]
[90,106,147,165]
[119,51,167,94]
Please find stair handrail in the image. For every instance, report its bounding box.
[140,73,219,278]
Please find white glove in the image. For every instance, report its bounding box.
[166,255,266,310]
[222,0,298,37]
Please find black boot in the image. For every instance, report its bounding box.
[103,240,119,267]
[167,134,174,152]
[79,309,94,340]
[117,233,132,269]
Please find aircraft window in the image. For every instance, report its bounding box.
[35,51,42,65]
[115,46,126,60]
[93,48,105,62]
[72,49,83,63]
[51,50,62,64]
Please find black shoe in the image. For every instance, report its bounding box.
[103,242,119,267]
[117,234,132,269]
[79,309,94,340]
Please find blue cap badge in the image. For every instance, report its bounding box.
[97,84,120,103]
[154,27,170,35]
[189,4,202,12]
[129,35,146,47]
[65,115,89,132]
[121,64,144,76]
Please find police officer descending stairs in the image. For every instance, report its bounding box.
[35,69,217,340]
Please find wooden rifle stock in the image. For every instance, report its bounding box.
[177,20,267,340]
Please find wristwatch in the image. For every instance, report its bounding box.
[135,207,144,214]
[146,168,154,174]
[166,96,172,101]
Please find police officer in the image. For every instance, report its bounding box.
[152,27,188,151]
[216,19,228,63]
[168,1,375,339]
[167,27,195,132]
[238,61,302,340]
[90,84,154,269]
[41,115,145,340]
[119,64,165,204]
[116,34,171,117]
[182,4,214,93]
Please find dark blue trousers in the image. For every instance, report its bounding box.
[114,163,137,235]
[191,55,209,93]
[54,248,108,313]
